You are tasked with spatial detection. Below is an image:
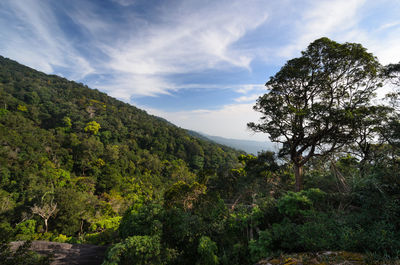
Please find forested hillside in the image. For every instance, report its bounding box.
[0,55,242,244]
[2,37,400,265]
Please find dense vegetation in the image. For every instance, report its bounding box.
[1,37,400,265]
[0,55,241,251]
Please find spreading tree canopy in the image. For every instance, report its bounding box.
[248,37,384,191]
[386,62,400,86]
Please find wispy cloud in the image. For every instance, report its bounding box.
[278,0,366,58]
[235,94,261,103]
[377,21,400,31]
[111,0,135,7]
[96,0,269,96]
[274,0,400,66]
[96,74,177,100]
[236,84,265,94]
[0,0,94,80]
[2,0,400,140]
[1,0,272,98]
[234,84,265,103]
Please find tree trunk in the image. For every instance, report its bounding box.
[294,164,303,192]
[44,219,48,233]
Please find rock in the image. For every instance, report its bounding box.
[10,241,108,265]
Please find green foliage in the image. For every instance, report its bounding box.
[2,44,400,264]
[0,108,8,116]
[248,230,272,262]
[277,192,312,218]
[52,234,70,243]
[0,241,51,265]
[119,203,163,239]
[0,54,241,245]
[17,104,27,112]
[84,121,101,135]
[62,116,72,128]
[102,235,163,265]
[197,236,219,265]
[277,188,325,218]
[14,220,36,240]
[248,37,385,191]
[0,222,13,242]
[90,216,122,233]
[164,181,206,210]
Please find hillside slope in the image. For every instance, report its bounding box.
[0,55,242,236]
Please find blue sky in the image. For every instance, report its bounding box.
[1,0,400,140]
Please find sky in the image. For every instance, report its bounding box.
[0,0,400,141]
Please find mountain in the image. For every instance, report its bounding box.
[187,130,277,154]
[0,55,242,235]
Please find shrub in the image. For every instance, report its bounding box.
[119,203,163,239]
[197,236,219,265]
[14,220,36,241]
[248,230,272,263]
[277,188,326,220]
[102,235,163,265]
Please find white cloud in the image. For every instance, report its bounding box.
[0,0,94,80]
[278,0,366,58]
[377,21,400,31]
[2,0,400,141]
[1,0,271,97]
[271,0,400,101]
[236,84,265,94]
[66,4,112,37]
[273,0,400,66]
[360,32,400,65]
[142,103,267,141]
[96,74,176,100]
[97,0,269,96]
[111,0,136,7]
[235,94,262,103]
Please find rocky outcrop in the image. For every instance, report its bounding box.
[10,241,108,265]
[254,251,397,265]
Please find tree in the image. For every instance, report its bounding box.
[248,37,383,191]
[347,104,393,176]
[84,121,101,135]
[31,192,57,233]
[385,62,400,86]
[382,62,400,149]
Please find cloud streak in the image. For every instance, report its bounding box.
[278,0,366,58]
[0,0,94,80]
[96,0,269,96]
[2,0,400,140]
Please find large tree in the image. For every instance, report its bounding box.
[382,62,400,148]
[248,37,384,191]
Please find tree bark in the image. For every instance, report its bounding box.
[294,164,303,192]
[44,219,48,233]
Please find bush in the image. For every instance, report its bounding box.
[0,222,13,242]
[102,235,163,265]
[90,217,122,233]
[248,230,272,263]
[276,188,326,223]
[52,234,70,243]
[197,236,219,265]
[119,203,163,239]
[14,220,36,241]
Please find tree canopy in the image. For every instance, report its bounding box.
[248,37,384,191]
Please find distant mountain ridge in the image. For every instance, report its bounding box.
[187,130,276,154]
